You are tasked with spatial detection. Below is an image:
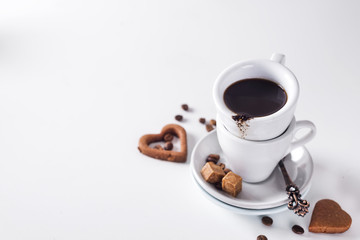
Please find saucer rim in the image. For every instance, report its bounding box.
[190,129,313,210]
[191,174,298,215]
[191,171,312,214]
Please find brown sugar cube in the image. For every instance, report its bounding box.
[218,163,226,170]
[201,162,225,183]
[222,171,242,197]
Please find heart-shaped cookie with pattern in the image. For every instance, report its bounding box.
[309,199,352,233]
[138,124,187,162]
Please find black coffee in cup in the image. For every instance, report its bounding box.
[223,78,287,118]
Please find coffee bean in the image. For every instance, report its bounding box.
[214,182,222,190]
[208,154,220,160]
[164,142,173,150]
[154,145,163,150]
[261,216,273,226]
[163,133,174,142]
[206,124,214,132]
[199,118,206,124]
[175,115,183,121]
[292,225,304,234]
[206,157,219,164]
[181,104,189,111]
[209,119,216,126]
[206,154,220,163]
[257,235,267,240]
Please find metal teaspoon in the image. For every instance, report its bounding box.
[278,155,310,217]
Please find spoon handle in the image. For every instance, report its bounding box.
[278,157,310,217]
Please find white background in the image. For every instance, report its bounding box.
[1,0,359,239]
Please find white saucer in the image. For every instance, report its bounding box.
[192,174,300,215]
[190,130,313,210]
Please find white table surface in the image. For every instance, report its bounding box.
[1,0,359,239]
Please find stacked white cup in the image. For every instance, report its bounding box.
[213,53,316,183]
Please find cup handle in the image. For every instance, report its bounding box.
[270,53,286,65]
[289,120,317,152]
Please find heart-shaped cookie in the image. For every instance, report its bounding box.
[138,124,187,162]
[309,199,352,233]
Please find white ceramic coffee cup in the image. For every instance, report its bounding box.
[213,53,299,140]
[216,116,316,183]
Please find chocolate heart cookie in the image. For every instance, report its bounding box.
[138,124,187,162]
[309,199,352,233]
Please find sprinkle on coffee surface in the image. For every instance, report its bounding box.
[232,114,252,138]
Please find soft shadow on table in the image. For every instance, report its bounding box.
[311,160,360,210]
[295,156,360,217]
[185,132,197,165]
